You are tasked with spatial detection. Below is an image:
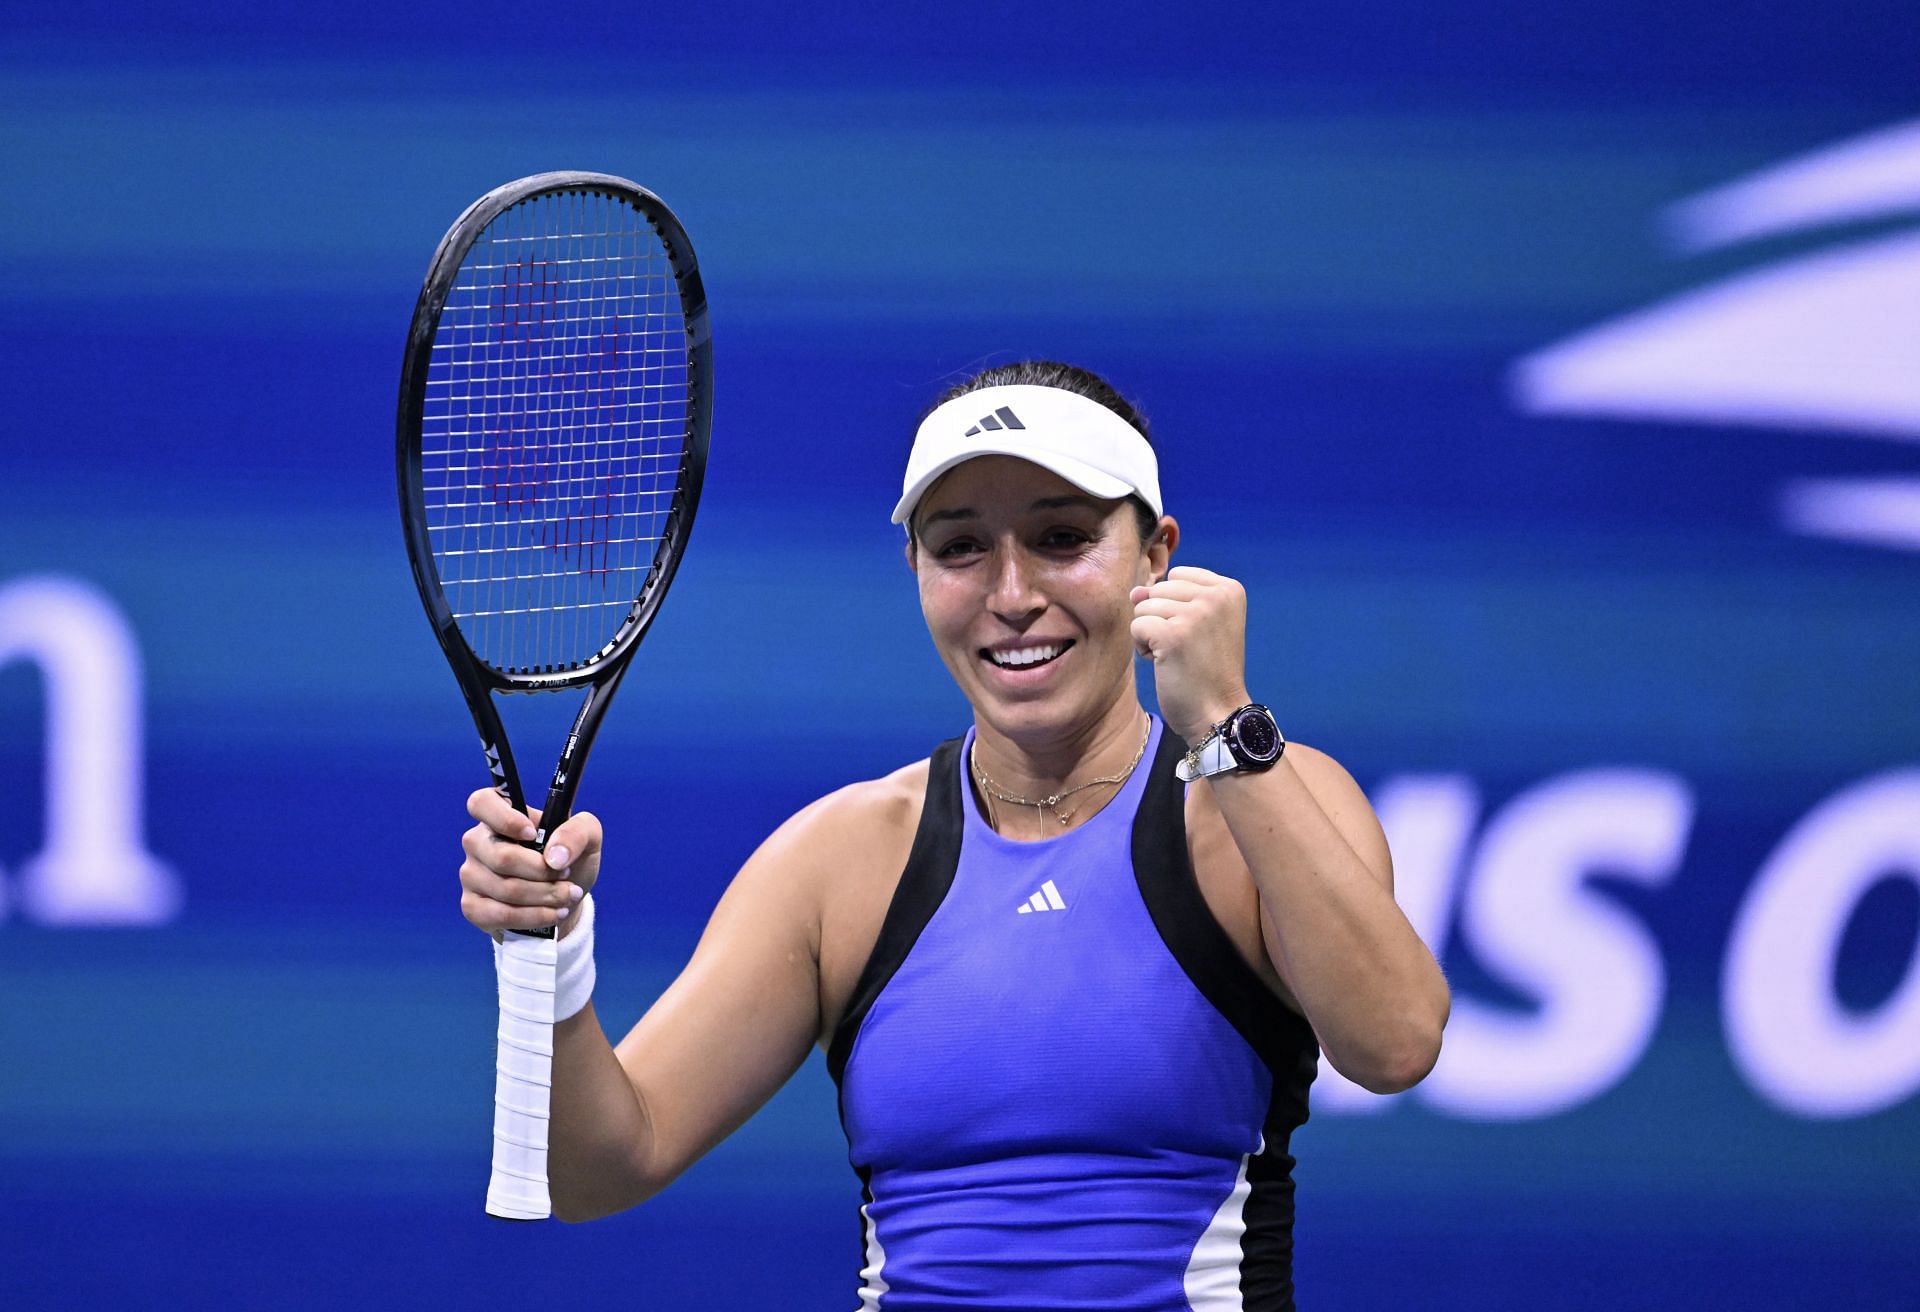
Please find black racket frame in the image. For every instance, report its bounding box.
[396,171,711,933]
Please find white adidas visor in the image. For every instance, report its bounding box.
[892,384,1163,527]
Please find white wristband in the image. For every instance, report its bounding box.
[553,891,597,1021]
[492,891,597,1023]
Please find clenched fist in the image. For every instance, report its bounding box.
[1129,565,1253,745]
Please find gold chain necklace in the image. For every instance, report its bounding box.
[970,714,1152,829]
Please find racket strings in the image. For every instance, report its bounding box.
[421,189,691,675]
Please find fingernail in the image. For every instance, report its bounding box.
[546,845,571,869]
[568,883,585,903]
[556,905,572,921]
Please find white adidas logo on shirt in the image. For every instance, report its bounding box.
[1016,879,1067,914]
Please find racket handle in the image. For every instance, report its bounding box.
[488,930,557,1219]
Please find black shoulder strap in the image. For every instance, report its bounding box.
[1130,728,1320,1123]
[826,736,965,1088]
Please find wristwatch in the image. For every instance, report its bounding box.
[1176,704,1286,781]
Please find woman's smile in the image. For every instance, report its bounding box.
[980,636,1076,680]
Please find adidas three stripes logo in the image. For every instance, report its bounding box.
[1016,879,1067,914]
[964,406,1026,436]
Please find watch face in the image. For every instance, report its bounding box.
[1232,708,1281,761]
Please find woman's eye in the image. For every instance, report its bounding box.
[1041,529,1092,549]
[935,539,981,558]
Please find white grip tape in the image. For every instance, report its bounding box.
[485,895,596,1220]
[488,930,556,1220]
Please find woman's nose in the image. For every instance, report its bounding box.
[987,545,1044,620]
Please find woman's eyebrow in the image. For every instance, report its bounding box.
[921,495,1104,527]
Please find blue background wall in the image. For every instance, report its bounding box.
[3,3,1918,1307]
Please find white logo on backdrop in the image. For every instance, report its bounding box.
[1319,122,1920,1120]
[1511,117,1920,552]
[0,575,180,925]
[1318,768,1920,1121]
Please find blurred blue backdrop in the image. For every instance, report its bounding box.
[3,2,1918,1307]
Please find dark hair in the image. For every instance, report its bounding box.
[909,360,1161,545]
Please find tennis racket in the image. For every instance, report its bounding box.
[396,171,711,1220]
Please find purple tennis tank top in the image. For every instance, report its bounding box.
[826,717,1319,1311]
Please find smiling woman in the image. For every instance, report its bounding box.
[453,359,1450,1311]
[908,453,1161,776]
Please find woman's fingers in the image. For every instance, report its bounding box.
[1131,612,1169,657]
[459,882,577,934]
[460,859,582,910]
[461,821,559,882]
[542,811,602,872]
[459,850,582,935]
[1130,597,1187,620]
[1135,577,1205,601]
[458,794,601,937]
[466,786,539,841]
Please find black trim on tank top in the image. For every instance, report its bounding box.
[827,736,965,1089]
[1241,1088,1304,1309]
[1130,728,1320,1123]
[851,1162,879,1312]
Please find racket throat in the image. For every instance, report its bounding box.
[533,663,628,844]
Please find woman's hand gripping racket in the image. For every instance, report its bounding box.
[396,172,711,1220]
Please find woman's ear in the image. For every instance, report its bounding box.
[1145,514,1178,584]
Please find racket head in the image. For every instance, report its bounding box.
[396,171,711,696]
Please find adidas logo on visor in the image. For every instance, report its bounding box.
[963,406,1026,437]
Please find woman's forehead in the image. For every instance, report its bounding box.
[917,456,1101,515]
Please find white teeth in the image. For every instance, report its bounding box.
[989,643,1066,669]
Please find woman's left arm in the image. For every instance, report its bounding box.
[1204,745,1448,1093]
[1131,566,1450,1095]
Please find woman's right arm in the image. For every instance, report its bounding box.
[459,786,839,1222]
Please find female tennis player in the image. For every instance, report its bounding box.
[456,360,1450,1309]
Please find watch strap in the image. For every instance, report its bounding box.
[1176,732,1239,782]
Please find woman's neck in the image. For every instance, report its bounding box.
[969,699,1150,809]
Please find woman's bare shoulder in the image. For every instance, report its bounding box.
[817,758,929,850]
[761,756,932,876]
[796,757,935,1045]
